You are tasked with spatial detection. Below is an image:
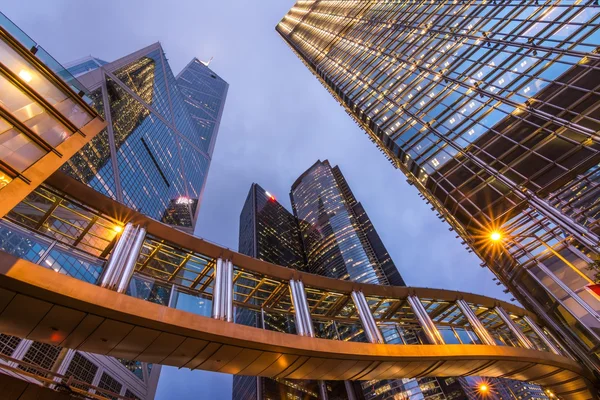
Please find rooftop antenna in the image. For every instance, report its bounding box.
[201,56,214,66]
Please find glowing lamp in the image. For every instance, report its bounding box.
[479,384,488,393]
[113,225,123,233]
[489,231,502,242]
[18,69,33,83]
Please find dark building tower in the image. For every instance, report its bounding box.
[233,183,326,400]
[238,183,306,269]
[291,160,403,286]
[277,2,600,374]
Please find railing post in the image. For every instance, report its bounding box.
[494,306,534,349]
[289,279,314,337]
[406,295,445,345]
[100,223,146,293]
[212,258,233,322]
[351,291,384,344]
[455,299,496,346]
[523,316,563,355]
[344,381,358,400]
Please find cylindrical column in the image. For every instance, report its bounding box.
[344,381,358,400]
[226,260,234,322]
[523,315,563,355]
[351,291,384,344]
[212,258,223,319]
[455,299,496,346]
[289,280,306,336]
[117,226,146,293]
[318,380,329,400]
[494,307,534,349]
[101,223,134,288]
[297,280,314,337]
[407,295,444,345]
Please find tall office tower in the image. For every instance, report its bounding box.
[62,48,228,234]
[291,160,466,400]
[278,2,600,374]
[234,183,347,400]
[0,13,228,399]
[291,160,403,286]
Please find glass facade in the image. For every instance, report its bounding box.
[0,12,99,194]
[291,160,391,285]
[277,1,600,374]
[233,183,320,400]
[61,47,228,232]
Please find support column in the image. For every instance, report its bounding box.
[523,316,562,355]
[406,295,444,345]
[351,291,384,344]
[116,226,146,293]
[494,307,534,349]
[318,380,329,400]
[344,381,358,400]
[289,279,314,337]
[212,258,233,322]
[100,223,146,293]
[100,223,134,289]
[455,299,496,346]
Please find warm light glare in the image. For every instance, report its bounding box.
[18,69,33,83]
[113,225,123,233]
[490,231,502,242]
[479,384,488,393]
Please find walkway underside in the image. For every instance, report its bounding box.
[0,253,595,399]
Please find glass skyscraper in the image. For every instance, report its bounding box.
[62,46,228,233]
[291,160,405,287]
[291,160,467,400]
[234,183,337,400]
[0,13,228,399]
[277,1,600,375]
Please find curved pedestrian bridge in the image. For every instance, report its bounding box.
[0,174,596,399]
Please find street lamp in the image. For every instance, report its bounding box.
[487,230,593,285]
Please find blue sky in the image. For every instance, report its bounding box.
[3,1,512,398]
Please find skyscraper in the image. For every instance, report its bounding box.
[234,183,337,400]
[0,12,228,399]
[277,2,600,374]
[291,160,405,287]
[62,47,228,233]
[291,160,465,400]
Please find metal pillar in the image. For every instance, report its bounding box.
[116,226,146,293]
[406,295,445,345]
[100,223,134,288]
[344,381,358,400]
[455,299,496,346]
[289,279,314,337]
[318,380,329,400]
[100,223,146,292]
[523,316,563,355]
[494,307,534,349]
[351,291,384,344]
[212,258,233,322]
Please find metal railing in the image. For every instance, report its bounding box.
[0,182,568,358]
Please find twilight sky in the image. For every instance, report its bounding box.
[3,1,513,398]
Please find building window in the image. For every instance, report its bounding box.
[64,352,98,390]
[0,334,21,356]
[125,389,141,400]
[18,342,61,376]
[97,372,123,400]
